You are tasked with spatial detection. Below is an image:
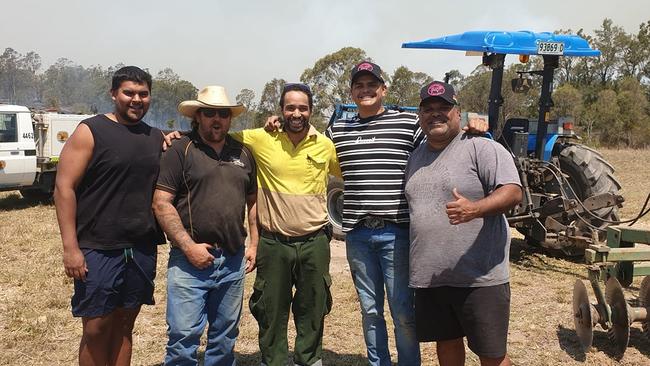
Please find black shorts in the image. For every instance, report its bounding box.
[71,245,157,318]
[414,283,510,358]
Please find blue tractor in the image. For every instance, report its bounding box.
[327,31,623,255]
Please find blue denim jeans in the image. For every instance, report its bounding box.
[164,246,246,366]
[345,223,421,366]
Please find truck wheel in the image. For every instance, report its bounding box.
[19,188,53,203]
[327,176,345,241]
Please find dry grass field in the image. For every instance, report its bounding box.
[1,148,650,365]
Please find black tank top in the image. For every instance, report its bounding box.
[75,114,165,249]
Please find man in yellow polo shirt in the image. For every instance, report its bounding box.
[230,83,340,366]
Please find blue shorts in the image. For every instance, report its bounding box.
[71,245,157,318]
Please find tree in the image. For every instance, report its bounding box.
[616,77,650,147]
[258,78,286,115]
[81,65,112,114]
[236,88,256,110]
[0,48,42,104]
[300,47,368,118]
[640,21,650,82]
[554,28,582,85]
[457,67,492,114]
[551,84,583,121]
[385,66,433,106]
[627,21,650,82]
[592,19,626,85]
[42,58,90,111]
[148,68,197,130]
[458,63,538,137]
[233,88,256,131]
[570,29,600,88]
[444,69,465,87]
[589,89,622,145]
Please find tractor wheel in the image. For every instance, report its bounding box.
[326,176,346,241]
[555,143,621,252]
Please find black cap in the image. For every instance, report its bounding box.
[350,61,384,85]
[419,81,458,105]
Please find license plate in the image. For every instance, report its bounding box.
[537,41,564,55]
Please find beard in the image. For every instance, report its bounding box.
[197,122,228,145]
[117,104,146,124]
[284,116,309,133]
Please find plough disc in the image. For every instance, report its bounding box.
[639,276,650,340]
[573,279,594,350]
[605,277,631,354]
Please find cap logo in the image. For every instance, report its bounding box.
[358,63,374,72]
[428,83,445,96]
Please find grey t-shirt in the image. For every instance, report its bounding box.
[404,133,521,288]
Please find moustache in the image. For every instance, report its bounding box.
[429,115,449,124]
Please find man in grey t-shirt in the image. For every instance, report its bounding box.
[404,81,522,366]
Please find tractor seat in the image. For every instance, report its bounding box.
[500,118,529,148]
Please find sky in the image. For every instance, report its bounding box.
[3,0,646,100]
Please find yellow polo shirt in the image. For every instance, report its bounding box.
[230,126,341,236]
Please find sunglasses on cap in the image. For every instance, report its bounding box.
[200,108,232,118]
[282,83,312,95]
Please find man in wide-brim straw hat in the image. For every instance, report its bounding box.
[177,85,245,128]
[153,85,259,366]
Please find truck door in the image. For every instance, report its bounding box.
[0,112,36,189]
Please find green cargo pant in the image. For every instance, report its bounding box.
[249,230,332,366]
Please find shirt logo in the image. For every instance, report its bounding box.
[229,158,245,168]
[358,63,374,72]
[355,136,376,144]
[428,83,445,96]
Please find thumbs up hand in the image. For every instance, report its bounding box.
[445,188,480,225]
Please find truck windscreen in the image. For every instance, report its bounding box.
[0,113,18,142]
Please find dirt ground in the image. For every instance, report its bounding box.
[1,148,650,365]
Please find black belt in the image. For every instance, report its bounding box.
[260,226,329,243]
[355,216,409,230]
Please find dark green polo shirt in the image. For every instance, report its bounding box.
[156,131,257,254]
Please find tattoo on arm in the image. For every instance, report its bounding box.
[153,190,195,250]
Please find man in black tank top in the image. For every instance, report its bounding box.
[55,66,165,366]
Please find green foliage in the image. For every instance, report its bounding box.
[232,88,257,131]
[256,78,286,128]
[457,63,538,137]
[149,68,197,130]
[0,48,42,105]
[2,18,650,146]
[385,66,433,106]
[551,84,583,120]
[236,88,256,109]
[258,78,285,115]
[592,19,626,86]
[300,47,368,118]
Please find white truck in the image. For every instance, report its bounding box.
[0,104,91,200]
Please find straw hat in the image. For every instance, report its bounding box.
[178,86,245,118]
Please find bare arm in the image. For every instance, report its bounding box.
[446,184,522,225]
[264,115,281,132]
[462,115,489,134]
[54,123,94,281]
[152,189,215,269]
[244,192,259,273]
[328,145,342,179]
[162,130,182,151]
